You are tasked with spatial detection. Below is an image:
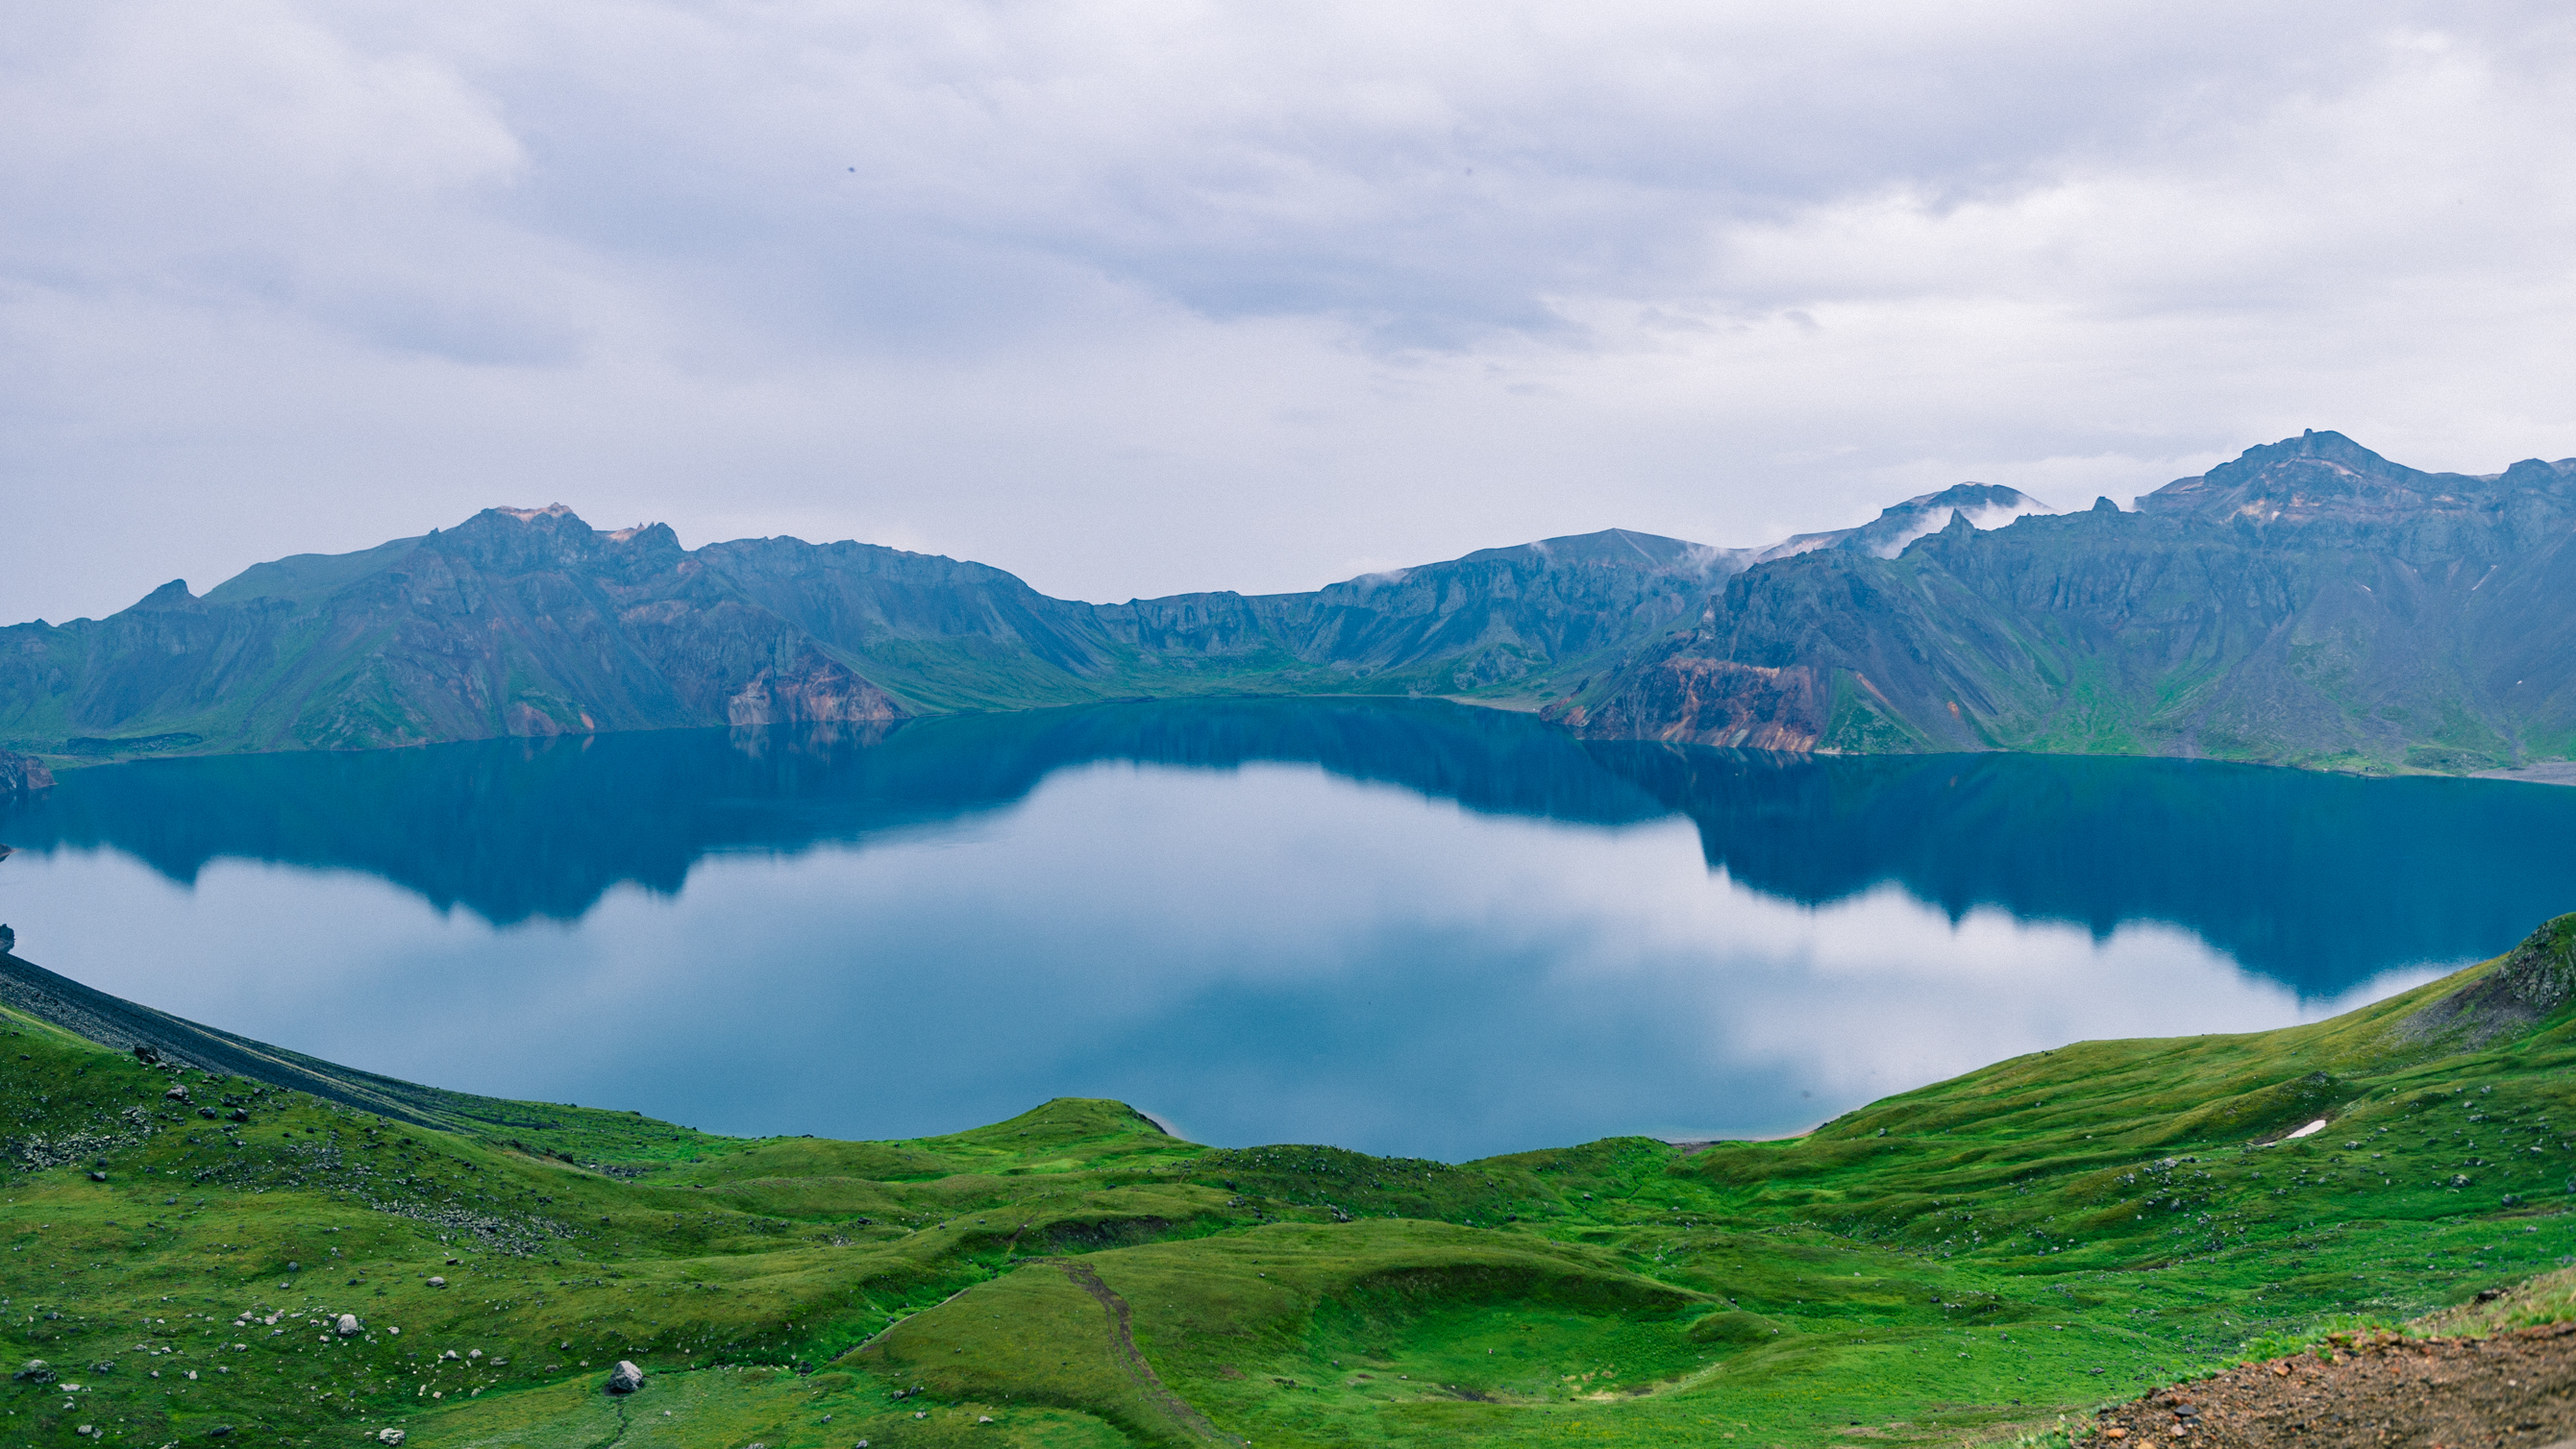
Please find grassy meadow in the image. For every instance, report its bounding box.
[7,917,2576,1447]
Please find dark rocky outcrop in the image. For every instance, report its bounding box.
[0,747,51,794]
[2394,913,2576,1050]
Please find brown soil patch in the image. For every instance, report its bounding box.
[2090,1322,2576,1447]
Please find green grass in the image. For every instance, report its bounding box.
[10,920,2576,1446]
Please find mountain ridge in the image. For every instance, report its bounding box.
[8,430,2576,772]
[1553,430,2576,772]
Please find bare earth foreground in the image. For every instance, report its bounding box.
[2094,1324,2576,1447]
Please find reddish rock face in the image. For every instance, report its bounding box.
[0,747,52,795]
[1559,658,1826,751]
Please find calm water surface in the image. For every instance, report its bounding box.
[3,699,2572,1161]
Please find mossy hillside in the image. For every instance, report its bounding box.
[6,921,2576,1446]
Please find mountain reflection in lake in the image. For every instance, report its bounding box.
[4,699,2571,1160]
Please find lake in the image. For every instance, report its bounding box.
[3,698,2572,1161]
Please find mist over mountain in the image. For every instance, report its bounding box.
[1556,431,2576,772]
[4,430,2572,773]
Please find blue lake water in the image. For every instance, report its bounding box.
[4,699,2573,1161]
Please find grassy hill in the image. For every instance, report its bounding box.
[6,917,2576,1446]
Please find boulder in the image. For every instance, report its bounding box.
[377,1433,407,1446]
[607,1360,645,1394]
[335,1314,361,1338]
[13,1359,56,1383]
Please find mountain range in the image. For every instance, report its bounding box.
[4,429,2572,773]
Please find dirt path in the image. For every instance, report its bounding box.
[2091,1322,2576,1446]
[1053,1260,1242,1446]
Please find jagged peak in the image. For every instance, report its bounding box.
[2137,430,2509,523]
[492,503,580,524]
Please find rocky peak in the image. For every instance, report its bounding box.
[428,504,612,573]
[1843,483,2051,558]
[2137,430,2479,524]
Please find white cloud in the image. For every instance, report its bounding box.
[5,1,2574,621]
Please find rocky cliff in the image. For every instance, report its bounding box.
[9,430,2574,772]
[1554,431,2576,771]
[0,507,1738,758]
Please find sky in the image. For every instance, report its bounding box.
[5,2,2575,626]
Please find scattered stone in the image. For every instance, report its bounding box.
[164,1086,189,1102]
[335,1314,362,1337]
[426,1276,446,1288]
[87,1170,106,1182]
[607,1360,645,1394]
[132,1045,160,1065]
[14,1360,56,1384]
[377,1432,407,1446]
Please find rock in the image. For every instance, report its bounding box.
[335,1314,362,1337]
[14,1359,56,1383]
[87,1171,107,1182]
[606,1360,645,1394]
[426,1276,445,1289]
[132,1045,160,1065]
[377,1432,407,1446]
[0,748,52,797]
[165,1086,189,1102]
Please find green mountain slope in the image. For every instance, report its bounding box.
[6,916,2576,1446]
[1560,431,2576,771]
[8,431,2576,772]
[0,510,1737,762]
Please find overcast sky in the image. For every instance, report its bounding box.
[6,2,2574,624]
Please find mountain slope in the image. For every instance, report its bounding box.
[10,430,2576,771]
[0,511,1746,758]
[7,914,2576,1446]
[1557,431,2576,771]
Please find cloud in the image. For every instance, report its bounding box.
[4,2,2575,622]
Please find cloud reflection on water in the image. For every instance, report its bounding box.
[0,756,2461,1160]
